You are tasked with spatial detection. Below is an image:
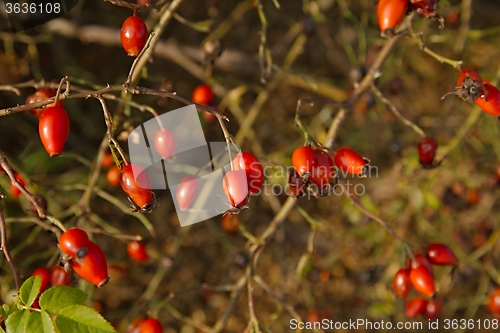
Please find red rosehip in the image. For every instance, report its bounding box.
[25,88,62,117]
[31,267,51,293]
[39,105,70,157]
[405,298,428,318]
[221,214,240,233]
[426,243,458,266]
[120,16,148,56]
[222,170,248,208]
[102,153,114,168]
[310,149,336,189]
[288,169,306,198]
[59,228,90,259]
[292,146,316,177]
[418,137,438,167]
[475,83,500,117]
[175,176,200,210]
[51,266,72,286]
[127,241,149,263]
[392,268,411,298]
[334,148,369,176]
[141,318,163,333]
[377,0,408,33]
[70,241,109,287]
[233,152,264,195]
[410,261,435,298]
[425,299,441,319]
[488,288,500,315]
[106,165,121,187]
[409,0,439,18]
[192,84,214,106]
[10,173,26,198]
[120,164,153,210]
[153,129,176,159]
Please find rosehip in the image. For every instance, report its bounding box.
[175,176,200,210]
[405,298,427,318]
[70,241,109,287]
[192,84,214,106]
[488,288,500,315]
[120,164,153,211]
[377,0,408,33]
[292,146,316,177]
[221,214,240,233]
[153,129,176,159]
[39,105,70,157]
[127,240,149,263]
[417,137,438,167]
[334,148,369,176]
[10,173,25,198]
[59,228,90,259]
[120,16,148,56]
[31,267,51,292]
[475,83,500,117]
[410,261,435,298]
[392,268,411,298]
[222,170,248,208]
[427,243,458,266]
[233,152,264,195]
[51,266,72,286]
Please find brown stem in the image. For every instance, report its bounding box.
[0,202,21,290]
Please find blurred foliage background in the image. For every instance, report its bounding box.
[1,0,500,332]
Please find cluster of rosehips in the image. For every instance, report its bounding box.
[127,317,163,333]
[377,0,442,36]
[59,228,109,287]
[392,244,458,318]
[444,69,500,117]
[289,146,369,198]
[26,88,70,157]
[176,152,264,212]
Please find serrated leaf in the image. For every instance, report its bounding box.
[55,305,115,333]
[39,286,87,314]
[5,309,30,333]
[20,277,41,307]
[25,311,56,333]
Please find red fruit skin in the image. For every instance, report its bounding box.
[288,169,306,198]
[39,105,70,157]
[222,170,248,208]
[120,164,153,209]
[426,243,458,266]
[127,318,145,333]
[410,254,434,276]
[292,146,317,176]
[475,83,500,117]
[106,165,122,187]
[310,149,335,189]
[425,299,441,319]
[417,138,438,166]
[51,266,72,286]
[457,69,482,87]
[70,241,109,287]
[127,241,149,263]
[192,84,214,105]
[334,148,368,176]
[392,268,411,298]
[31,267,51,292]
[120,16,148,56]
[60,228,90,259]
[153,129,176,159]
[102,153,114,168]
[409,0,439,18]
[405,298,428,318]
[377,0,408,32]
[488,288,500,315]
[410,264,435,297]
[234,152,264,195]
[10,173,26,198]
[26,88,62,117]
[141,318,163,333]
[175,176,200,210]
[221,214,240,233]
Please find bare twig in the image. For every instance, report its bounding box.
[0,202,21,290]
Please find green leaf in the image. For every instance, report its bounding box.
[55,305,115,333]
[0,325,5,333]
[39,286,87,314]
[5,309,30,333]
[25,311,56,333]
[20,277,41,307]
